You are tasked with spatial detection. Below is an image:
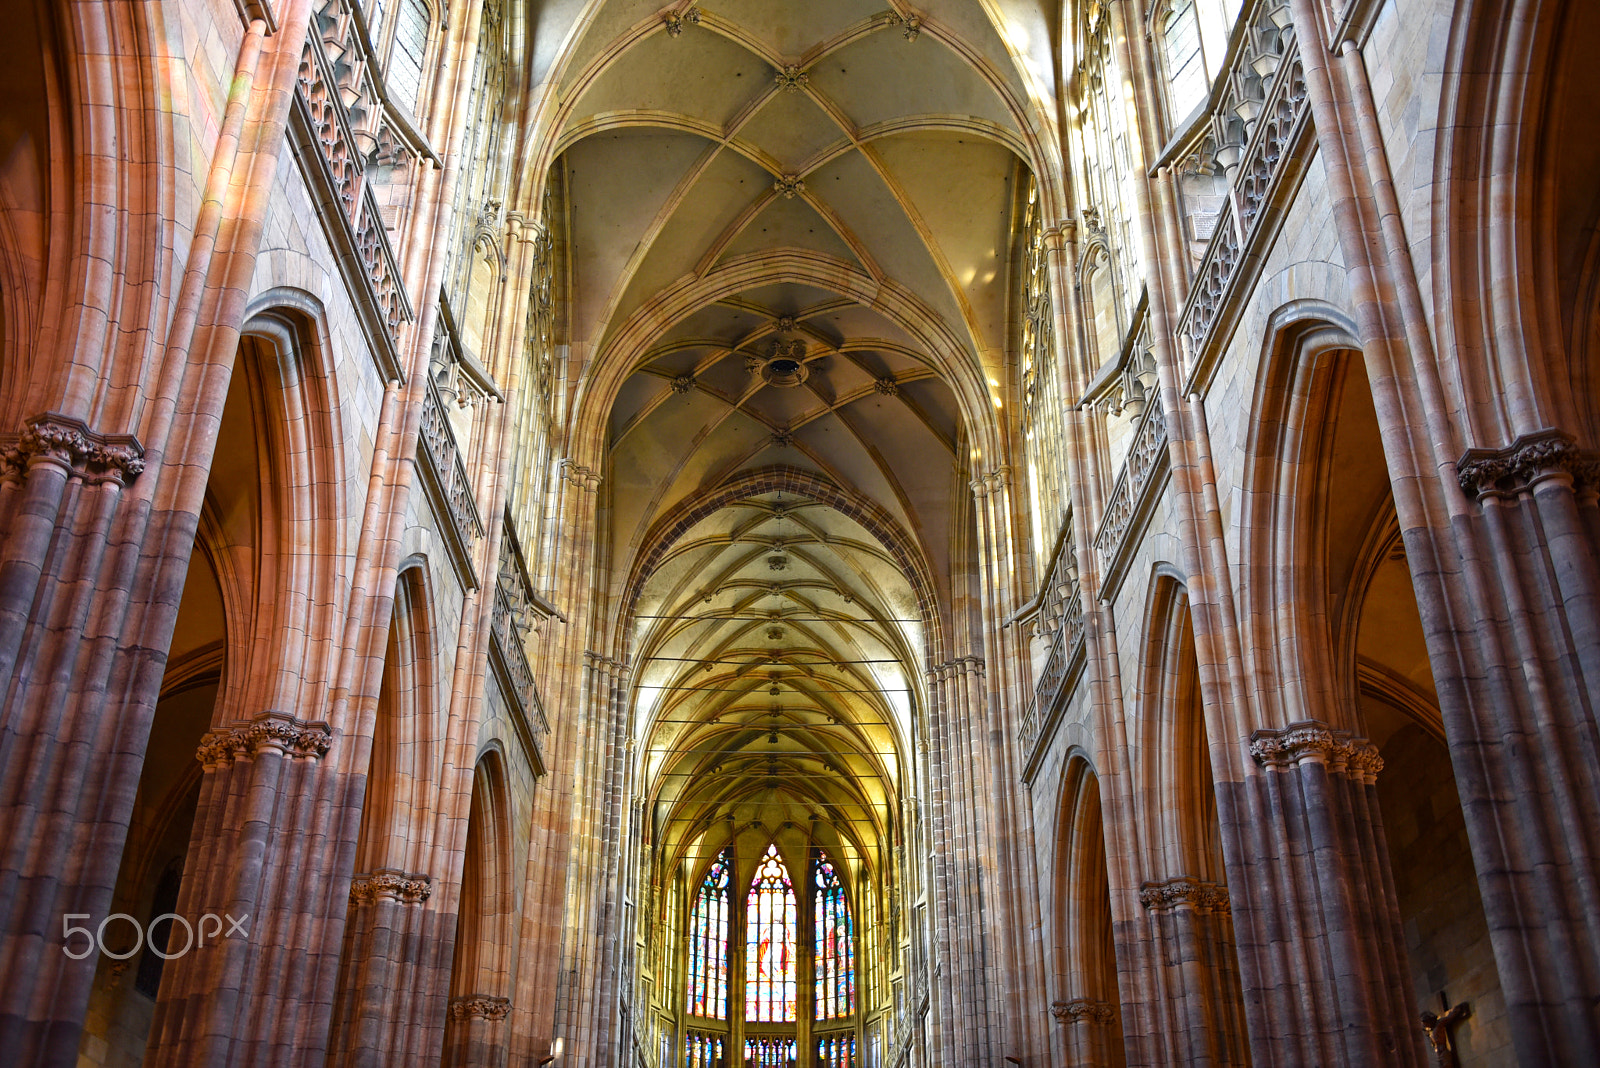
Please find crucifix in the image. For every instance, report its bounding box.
[1419,991,1472,1068]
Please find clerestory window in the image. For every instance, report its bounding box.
[686,848,731,1018]
[745,843,798,1022]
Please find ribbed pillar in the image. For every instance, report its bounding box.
[145,711,350,1067]
[442,994,512,1066]
[1129,878,1247,1067]
[1224,721,1420,1066]
[1052,998,1119,1065]
[325,870,442,1066]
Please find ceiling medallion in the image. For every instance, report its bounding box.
[774,64,809,92]
[759,338,809,388]
[773,176,805,200]
[662,6,700,36]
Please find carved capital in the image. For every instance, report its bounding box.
[195,711,333,768]
[1457,428,1599,499]
[969,465,1012,498]
[1138,876,1230,914]
[448,994,512,1021]
[0,412,145,485]
[1250,720,1383,783]
[1052,998,1115,1024]
[349,868,433,906]
[926,654,984,682]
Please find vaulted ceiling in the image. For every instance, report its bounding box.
[545,0,1049,884]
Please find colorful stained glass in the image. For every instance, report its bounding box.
[686,848,731,1018]
[744,843,797,1022]
[743,1035,796,1067]
[816,1032,856,1068]
[813,852,855,1019]
[685,1030,725,1067]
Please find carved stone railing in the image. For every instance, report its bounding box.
[290,0,421,374]
[417,375,484,581]
[1091,396,1170,601]
[1167,1,1309,388]
[1019,527,1088,771]
[488,509,551,771]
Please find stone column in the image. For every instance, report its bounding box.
[1227,722,1419,1065]
[442,994,513,1066]
[325,869,440,1065]
[0,10,305,1063]
[1286,0,1600,1059]
[1052,997,1119,1066]
[1132,878,1247,1067]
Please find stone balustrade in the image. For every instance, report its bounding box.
[1168,0,1310,386]
[291,0,420,362]
[1019,527,1088,769]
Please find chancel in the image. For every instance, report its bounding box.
[0,0,1596,1066]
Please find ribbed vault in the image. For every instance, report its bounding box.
[549,0,1041,1042]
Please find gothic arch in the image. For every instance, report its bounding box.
[567,251,1004,473]
[1135,571,1222,882]
[622,464,940,639]
[1235,305,1367,732]
[1051,754,1126,1066]
[1435,0,1600,445]
[441,749,518,1067]
[0,0,169,428]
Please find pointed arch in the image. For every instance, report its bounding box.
[812,849,855,1021]
[686,846,732,1019]
[744,842,798,1023]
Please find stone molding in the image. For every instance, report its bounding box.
[1456,428,1600,499]
[927,655,984,682]
[558,457,602,492]
[448,995,512,1021]
[670,374,695,394]
[1051,998,1115,1024]
[1138,876,1231,914]
[969,466,1013,498]
[773,175,805,199]
[0,412,146,485]
[195,712,333,767]
[1249,720,1383,783]
[874,377,901,396]
[349,868,433,906]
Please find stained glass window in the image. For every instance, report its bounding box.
[817,1033,856,1068]
[745,843,797,1022]
[685,1030,725,1067]
[744,1035,796,1067]
[687,848,731,1018]
[813,853,855,1019]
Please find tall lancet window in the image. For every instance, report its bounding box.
[745,843,797,1021]
[687,848,731,1018]
[813,852,855,1019]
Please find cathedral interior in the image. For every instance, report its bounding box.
[1,0,1598,1065]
